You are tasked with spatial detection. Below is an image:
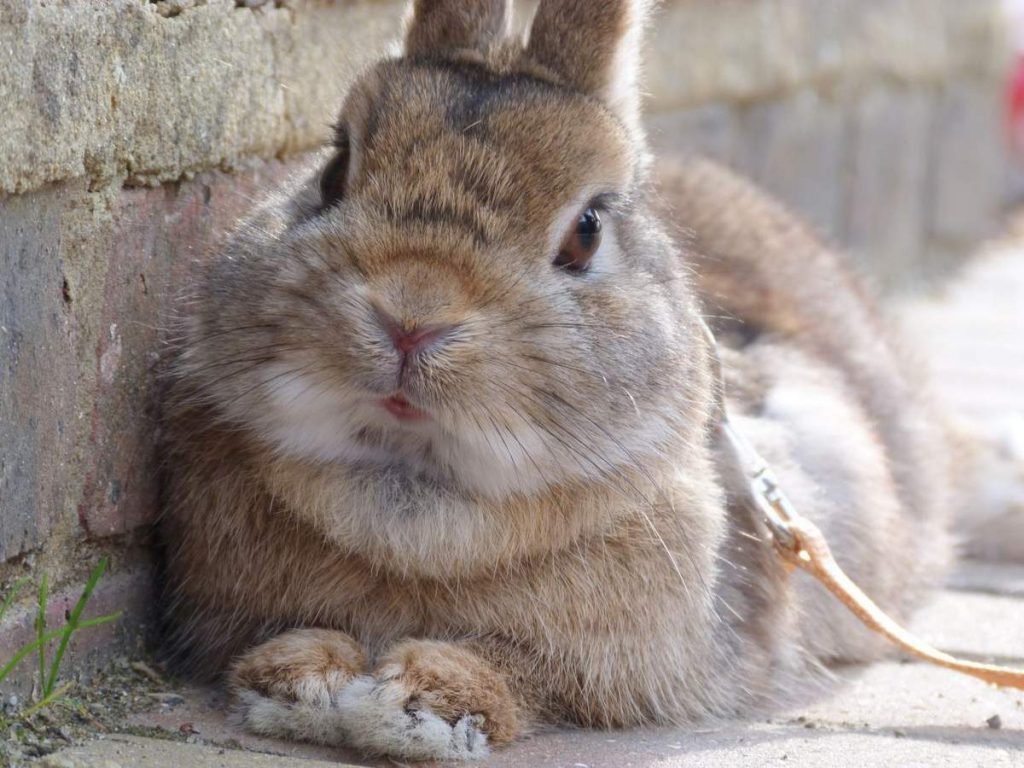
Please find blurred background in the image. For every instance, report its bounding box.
[644,0,1011,290]
[0,0,1022,735]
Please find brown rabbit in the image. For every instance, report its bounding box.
[160,0,952,760]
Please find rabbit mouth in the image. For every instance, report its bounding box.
[380,394,431,423]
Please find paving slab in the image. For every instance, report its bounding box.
[949,560,1024,598]
[477,725,1022,768]
[36,720,1024,768]
[908,589,1024,661]
[896,242,1024,564]
[124,683,378,766]
[789,661,1024,731]
[898,244,1024,427]
[29,720,1019,768]
[37,734,356,768]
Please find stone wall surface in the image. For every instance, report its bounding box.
[645,0,1013,285]
[0,0,1015,691]
[0,0,404,195]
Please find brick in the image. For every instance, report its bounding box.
[0,189,71,560]
[645,104,743,168]
[0,156,314,560]
[928,83,1007,247]
[0,0,403,195]
[846,0,949,87]
[843,87,933,288]
[647,94,848,242]
[944,0,1014,79]
[644,0,814,111]
[642,0,993,113]
[736,89,848,238]
[79,159,313,539]
[0,565,154,696]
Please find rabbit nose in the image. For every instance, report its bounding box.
[391,324,451,355]
[374,308,452,355]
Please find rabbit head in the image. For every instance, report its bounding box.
[179,0,714,499]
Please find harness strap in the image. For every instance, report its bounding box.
[774,512,1024,690]
[702,321,1024,691]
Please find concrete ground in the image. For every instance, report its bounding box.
[34,244,1024,766]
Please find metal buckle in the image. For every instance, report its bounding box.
[700,319,799,553]
[719,418,798,552]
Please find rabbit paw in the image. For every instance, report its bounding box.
[332,640,520,760]
[230,628,367,744]
[332,675,489,760]
[231,636,518,761]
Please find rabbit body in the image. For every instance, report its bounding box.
[160,1,952,759]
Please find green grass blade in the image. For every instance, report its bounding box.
[0,613,120,687]
[35,573,48,698]
[75,611,122,629]
[0,577,29,626]
[45,558,110,695]
[16,681,74,722]
[0,626,71,685]
[0,557,121,718]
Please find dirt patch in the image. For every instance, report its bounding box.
[1,656,186,767]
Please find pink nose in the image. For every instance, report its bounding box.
[391,324,450,354]
[375,309,451,355]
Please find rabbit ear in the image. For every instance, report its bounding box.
[526,0,651,133]
[404,0,511,57]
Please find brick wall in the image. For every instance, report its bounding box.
[0,0,1012,691]
[644,0,1012,287]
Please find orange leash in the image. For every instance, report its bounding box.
[777,513,1024,690]
[704,322,1024,691]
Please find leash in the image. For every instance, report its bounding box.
[702,322,1024,691]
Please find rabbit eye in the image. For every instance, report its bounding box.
[553,207,602,273]
[319,129,351,210]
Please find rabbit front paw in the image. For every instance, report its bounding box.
[333,639,520,761]
[230,634,519,761]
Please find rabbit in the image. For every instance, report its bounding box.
[159,0,953,760]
